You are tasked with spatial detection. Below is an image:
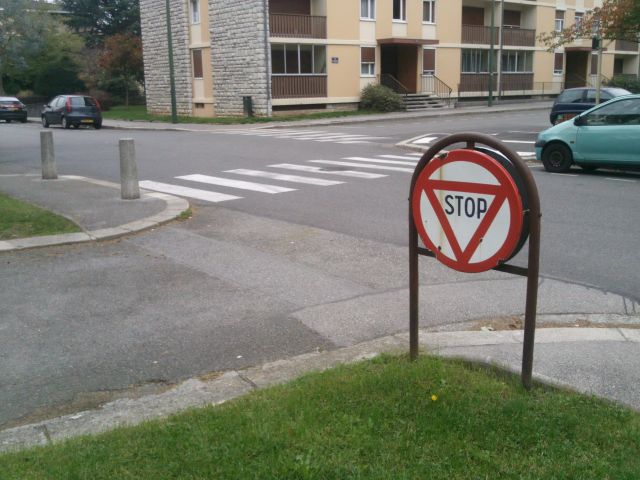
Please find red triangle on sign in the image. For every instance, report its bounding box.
[423,179,507,263]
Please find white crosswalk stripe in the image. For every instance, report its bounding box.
[176,174,296,194]
[378,155,421,161]
[309,160,414,173]
[213,128,387,144]
[140,181,241,203]
[269,163,386,179]
[225,169,344,186]
[344,156,417,167]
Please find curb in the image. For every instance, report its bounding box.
[0,176,189,252]
[1,326,638,452]
[99,103,553,132]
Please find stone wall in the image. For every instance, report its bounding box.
[209,0,272,116]
[140,0,193,115]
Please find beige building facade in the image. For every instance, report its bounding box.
[140,0,640,117]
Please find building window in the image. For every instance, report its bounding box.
[361,0,375,20]
[393,0,406,21]
[423,0,435,23]
[423,48,435,74]
[190,0,200,24]
[503,10,521,28]
[271,44,327,75]
[461,49,492,73]
[555,10,565,32]
[501,50,533,73]
[574,12,583,28]
[360,47,375,76]
[192,49,203,78]
[554,52,564,74]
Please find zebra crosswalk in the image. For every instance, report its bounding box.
[213,128,388,145]
[139,153,423,204]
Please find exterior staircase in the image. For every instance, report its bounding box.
[403,93,450,111]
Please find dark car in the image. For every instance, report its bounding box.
[0,96,28,123]
[41,95,102,129]
[549,87,630,125]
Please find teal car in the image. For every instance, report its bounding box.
[535,94,640,173]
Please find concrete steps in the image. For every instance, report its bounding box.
[403,93,449,111]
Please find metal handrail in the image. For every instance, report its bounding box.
[380,74,409,97]
[424,74,453,106]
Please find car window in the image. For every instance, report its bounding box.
[584,89,598,103]
[583,98,640,126]
[83,97,98,107]
[54,97,65,108]
[557,89,585,103]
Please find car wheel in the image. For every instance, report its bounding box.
[61,116,70,129]
[94,122,102,130]
[542,143,573,173]
[41,116,50,128]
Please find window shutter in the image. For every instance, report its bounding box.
[361,47,376,63]
[192,50,203,78]
[503,10,521,27]
[554,53,563,72]
[423,49,435,73]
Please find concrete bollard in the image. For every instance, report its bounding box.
[119,138,140,200]
[40,131,58,180]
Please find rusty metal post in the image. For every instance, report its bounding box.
[409,210,419,360]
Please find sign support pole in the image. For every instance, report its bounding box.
[409,133,541,389]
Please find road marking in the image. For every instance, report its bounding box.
[224,169,344,186]
[413,136,438,144]
[509,131,540,134]
[502,140,535,144]
[606,177,636,183]
[344,156,416,166]
[177,174,296,194]
[379,155,421,161]
[269,163,386,179]
[549,173,579,177]
[310,160,414,173]
[140,181,241,203]
[518,152,536,157]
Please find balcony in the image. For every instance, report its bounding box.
[462,25,498,45]
[462,25,535,46]
[459,73,533,92]
[269,14,326,39]
[615,40,639,52]
[502,26,536,47]
[271,75,327,99]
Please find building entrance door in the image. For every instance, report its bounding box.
[565,51,589,88]
[381,44,418,93]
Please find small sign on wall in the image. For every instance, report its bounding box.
[331,57,339,64]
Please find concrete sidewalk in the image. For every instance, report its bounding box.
[100,100,553,131]
[1,326,639,452]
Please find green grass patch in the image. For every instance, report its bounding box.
[102,105,384,125]
[1,355,638,478]
[0,193,81,240]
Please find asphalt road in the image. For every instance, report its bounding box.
[1,110,639,427]
[2,111,639,301]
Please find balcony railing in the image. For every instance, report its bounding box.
[459,73,534,92]
[269,14,327,39]
[462,24,498,45]
[271,75,327,99]
[462,25,536,46]
[502,26,536,47]
[615,39,639,52]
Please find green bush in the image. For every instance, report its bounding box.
[605,76,640,93]
[360,84,405,112]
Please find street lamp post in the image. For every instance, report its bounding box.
[488,0,496,107]
[165,0,178,123]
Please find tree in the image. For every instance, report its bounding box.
[539,0,640,49]
[59,0,140,46]
[0,0,55,94]
[98,32,143,106]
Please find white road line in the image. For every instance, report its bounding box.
[379,155,421,161]
[518,152,536,157]
[310,160,414,173]
[337,140,372,144]
[549,173,579,177]
[344,156,417,166]
[140,181,241,203]
[224,169,344,186]
[503,140,536,144]
[509,131,540,134]
[315,135,385,142]
[606,177,636,183]
[177,174,296,194]
[270,132,329,138]
[270,163,386,179]
[412,136,438,145]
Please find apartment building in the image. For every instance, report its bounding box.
[139,0,640,117]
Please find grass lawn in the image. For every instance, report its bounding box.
[0,193,81,240]
[1,355,638,479]
[101,105,383,124]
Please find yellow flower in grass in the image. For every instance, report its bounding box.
[431,394,438,402]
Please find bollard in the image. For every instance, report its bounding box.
[40,131,58,180]
[119,138,140,200]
